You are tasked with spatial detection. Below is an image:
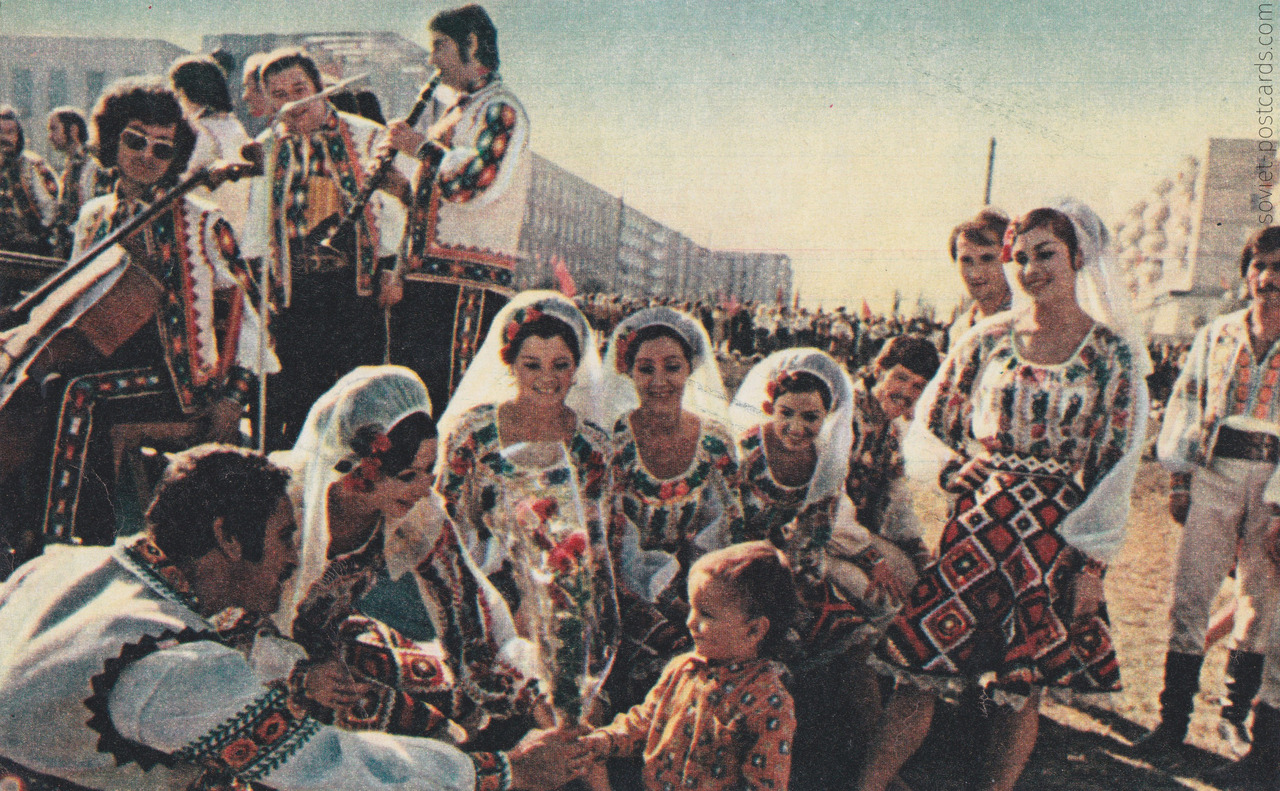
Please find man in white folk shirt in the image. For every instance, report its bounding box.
[1142,226,1280,770]
[0,444,586,791]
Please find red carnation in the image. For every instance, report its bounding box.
[531,497,559,522]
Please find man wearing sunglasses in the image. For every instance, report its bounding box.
[11,77,278,547]
[242,48,410,451]
[0,104,59,267]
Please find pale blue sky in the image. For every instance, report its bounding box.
[1,0,1250,310]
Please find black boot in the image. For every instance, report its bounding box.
[1221,650,1266,755]
[1205,701,1280,790]
[1133,651,1204,756]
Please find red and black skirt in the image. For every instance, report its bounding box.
[874,454,1120,700]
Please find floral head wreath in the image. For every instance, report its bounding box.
[762,370,803,416]
[500,305,546,362]
[613,309,704,376]
[334,425,393,493]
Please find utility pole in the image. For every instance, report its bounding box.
[984,137,996,206]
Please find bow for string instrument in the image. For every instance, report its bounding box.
[314,71,442,264]
[0,146,264,482]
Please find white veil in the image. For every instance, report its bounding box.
[271,365,435,633]
[729,348,855,509]
[437,290,606,449]
[600,306,729,429]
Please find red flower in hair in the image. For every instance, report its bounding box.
[340,429,391,493]
[501,306,547,360]
[1001,224,1017,262]
[763,370,800,415]
[615,330,639,374]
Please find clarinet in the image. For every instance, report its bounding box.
[318,72,442,259]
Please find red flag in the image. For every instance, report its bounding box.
[552,255,576,297]
[861,298,873,321]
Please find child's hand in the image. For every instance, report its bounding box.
[303,659,373,715]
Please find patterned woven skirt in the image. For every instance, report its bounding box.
[874,455,1120,702]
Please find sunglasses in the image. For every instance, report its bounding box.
[119,128,176,161]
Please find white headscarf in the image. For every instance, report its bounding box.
[729,348,855,509]
[437,290,606,449]
[271,365,435,632]
[601,306,729,428]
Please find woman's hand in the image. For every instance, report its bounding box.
[1071,570,1105,624]
[945,456,992,494]
[866,560,908,605]
[302,659,373,715]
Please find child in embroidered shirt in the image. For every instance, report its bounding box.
[582,541,798,791]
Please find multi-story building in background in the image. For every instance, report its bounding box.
[0,34,793,302]
[518,152,792,303]
[1120,138,1276,340]
[0,36,189,159]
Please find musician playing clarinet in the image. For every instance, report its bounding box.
[380,4,531,416]
[24,78,275,549]
[242,48,410,450]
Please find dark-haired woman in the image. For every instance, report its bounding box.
[271,365,538,743]
[598,306,743,710]
[730,348,913,787]
[169,54,252,233]
[856,201,1149,791]
[436,291,618,730]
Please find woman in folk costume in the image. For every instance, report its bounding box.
[856,201,1150,791]
[599,306,744,709]
[271,365,538,744]
[730,348,914,788]
[436,290,619,730]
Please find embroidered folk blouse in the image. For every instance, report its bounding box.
[609,413,744,599]
[917,315,1142,562]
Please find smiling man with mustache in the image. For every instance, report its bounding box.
[1146,225,1280,770]
[0,445,580,791]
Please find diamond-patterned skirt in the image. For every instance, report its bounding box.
[875,460,1120,696]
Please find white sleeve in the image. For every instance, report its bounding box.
[877,478,924,545]
[825,495,874,559]
[108,641,479,791]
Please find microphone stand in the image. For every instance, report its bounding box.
[253,73,369,452]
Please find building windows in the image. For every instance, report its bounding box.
[85,71,106,107]
[48,69,67,111]
[11,68,33,117]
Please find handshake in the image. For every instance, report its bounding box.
[303,659,612,791]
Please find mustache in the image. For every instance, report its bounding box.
[1259,285,1280,294]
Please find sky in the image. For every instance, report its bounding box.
[0,0,1255,312]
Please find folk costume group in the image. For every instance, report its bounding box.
[3,5,1280,791]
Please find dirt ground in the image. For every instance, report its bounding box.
[896,462,1244,791]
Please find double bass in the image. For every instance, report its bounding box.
[0,149,263,544]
